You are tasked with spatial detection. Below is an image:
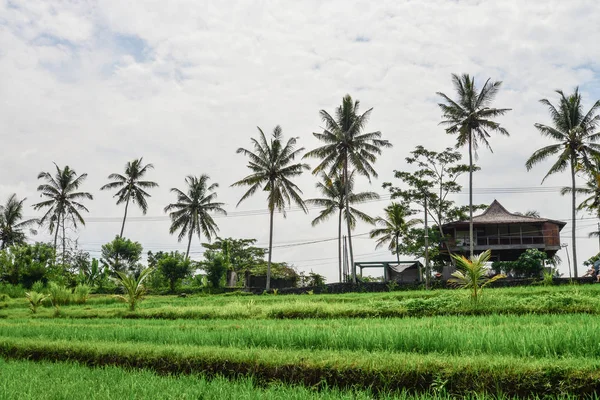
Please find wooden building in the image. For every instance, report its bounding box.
[441,200,566,262]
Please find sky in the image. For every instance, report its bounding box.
[2,0,600,282]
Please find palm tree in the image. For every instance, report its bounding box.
[561,157,600,242]
[437,74,511,258]
[0,194,38,249]
[100,158,158,237]
[232,125,309,290]
[306,171,379,282]
[165,175,226,259]
[304,95,391,282]
[370,202,421,264]
[33,163,93,264]
[525,88,600,277]
[449,249,506,303]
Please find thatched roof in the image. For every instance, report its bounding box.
[443,200,566,228]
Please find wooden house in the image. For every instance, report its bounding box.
[441,200,566,262]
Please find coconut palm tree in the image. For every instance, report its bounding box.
[449,249,506,303]
[437,74,511,258]
[370,202,421,264]
[0,194,38,249]
[561,157,600,241]
[100,158,158,237]
[232,125,309,290]
[165,175,226,259]
[306,171,379,282]
[304,95,391,282]
[33,163,93,264]
[525,88,600,277]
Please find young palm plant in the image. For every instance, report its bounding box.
[113,267,154,311]
[437,74,511,258]
[232,125,309,290]
[165,175,226,259]
[525,88,600,277]
[370,202,422,264]
[449,249,505,303]
[306,171,379,282]
[25,291,49,314]
[100,158,158,237]
[33,163,93,264]
[304,95,391,282]
[0,194,38,249]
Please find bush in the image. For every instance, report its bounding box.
[25,291,49,314]
[0,283,25,298]
[73,284,91,304]
[31,281,45,294]
[47,282,71,307]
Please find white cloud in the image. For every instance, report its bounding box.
[1,0,600,281]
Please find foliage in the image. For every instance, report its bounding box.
[47,282,72,306]
[233,125,309,290]
[297,271,326,287]
[156,252,193,292]
[202,254,228,289]
[32,163,93,264]
[449,250,506,302]
[0,194,38,250]
[73,284,91,304]
[0,242,55,288]
[100,157,158,237]
[370,202,421,262]
[304,95,392,282]
[306,171,378,281]
[491,249,548,278]
[165,175,226,259]
[202,237,266,275]
[78,258,107,288]
[25,291,49,313]
[113,267,154,311]
[526,88,600,277]
[100,236,143,275]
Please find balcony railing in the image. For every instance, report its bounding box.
[451,236,545,247]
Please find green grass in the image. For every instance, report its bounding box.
[0,314,598,358]
[2,284,599,319]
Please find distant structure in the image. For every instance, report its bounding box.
[354,260,423,283]
[441,200,566,265]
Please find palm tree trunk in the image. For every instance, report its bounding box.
[185,229,193,260]
[395,235,400,264]
[424,194,430,290]
[267,206,275,291]
[344,159,356,283]
[338,208,343,283]
[119,194,131,238]
[571,158,578,277]
[62,213,66,266]
[468,132,474,258]
[53,212,60,263]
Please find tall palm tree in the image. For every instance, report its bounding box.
[525,88,600,277]
[0,194,38,249]
[304,95,391,282]
[100,158,158,237]
[370,202,421,264]
[33,163,93,264]
[437,74,511,258]
[232,125,309,290]
[306,171,379,282]
[164,175,226,259]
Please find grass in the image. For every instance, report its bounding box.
[2,285,600,397]
[0,314,599,358]
[1,284,599,319]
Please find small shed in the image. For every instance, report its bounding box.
[354,261,423,283]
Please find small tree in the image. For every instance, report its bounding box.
[449,250,506,302]
[113,267,154,311]
[100,236,143,275]
[157,252,193,293]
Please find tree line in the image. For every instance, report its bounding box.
[2,73,600,290]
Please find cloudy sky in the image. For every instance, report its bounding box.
[2,0,600,281]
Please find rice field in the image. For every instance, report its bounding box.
[1,285,600,398]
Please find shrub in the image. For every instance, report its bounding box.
[31,281,45,294]
[47,282,71,307]
[73,284,91,304]
[0,283,25,298]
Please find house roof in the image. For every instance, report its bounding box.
[442,199,567,229]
